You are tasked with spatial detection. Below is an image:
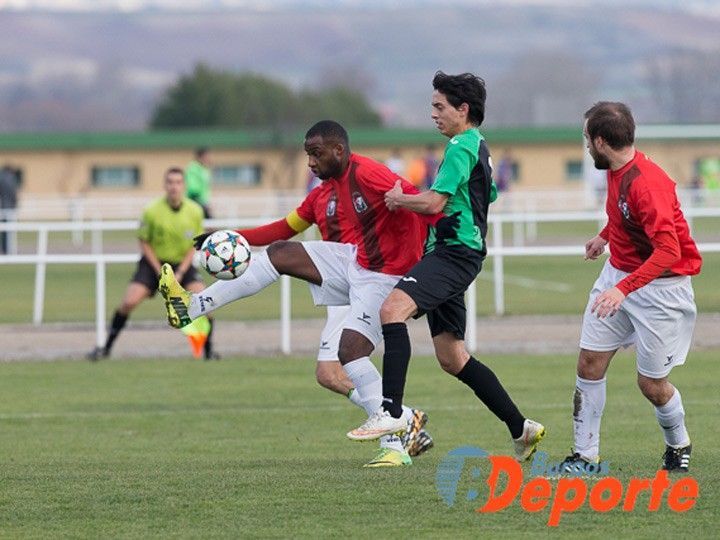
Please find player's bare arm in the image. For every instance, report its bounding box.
[584,235,608,260]
[384,179,448,213]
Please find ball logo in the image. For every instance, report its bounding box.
[352,192,368,213]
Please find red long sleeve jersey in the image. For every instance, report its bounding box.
[599,151,701,293]
[296,153,429,276]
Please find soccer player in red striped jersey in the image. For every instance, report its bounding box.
[563,102,701,473]
[160,120,440,466]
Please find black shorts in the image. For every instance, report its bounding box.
[131,256,204,297]
[394,244,483,340]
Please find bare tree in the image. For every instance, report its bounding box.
[646,50,720,123]
[487,50,599,127]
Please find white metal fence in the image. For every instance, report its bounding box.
[5,188,719,222]
[1,209,719,354]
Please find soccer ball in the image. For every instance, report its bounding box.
[197,230,251,280]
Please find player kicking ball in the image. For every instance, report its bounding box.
[160,120,440,467]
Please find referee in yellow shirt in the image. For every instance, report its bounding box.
[88,167,219,360]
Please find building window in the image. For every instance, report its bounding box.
[91,166,140,187]
[565,160,583,181]
[213,164,262,187]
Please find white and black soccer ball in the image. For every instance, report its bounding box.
[198,230,251,280]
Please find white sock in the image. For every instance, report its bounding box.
[401,405,414,422]
[343,357,383,416]
[380,433,404,452]
[655,388,690,448]
[573,376,606,461]
[188,250,280,319]
[344,358,407,454]
[347,388,364,409]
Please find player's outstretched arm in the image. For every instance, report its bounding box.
[194,212,312,250]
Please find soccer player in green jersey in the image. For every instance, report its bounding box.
[347,72,545,461]
[185,147,213,218]
[87,167,219,360]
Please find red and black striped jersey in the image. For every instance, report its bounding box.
[296,153,428,276]
[599,151,702,280]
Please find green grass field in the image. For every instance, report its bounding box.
[1,252,719,324]
[0,352,716,538]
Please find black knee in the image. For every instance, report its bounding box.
[266,240,291,268]
[337,330,374,365]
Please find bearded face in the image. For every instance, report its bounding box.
[589,140,611,170]
[583,121,611,170]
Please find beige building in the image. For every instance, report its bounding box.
[1,125,718,200]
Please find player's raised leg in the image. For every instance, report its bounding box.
[160,241,320,328]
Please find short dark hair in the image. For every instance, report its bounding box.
[584,102,635,150]
[165,167,185,179]
[195,146,209,159]
[432,71,487,126]
[305,120,350,147]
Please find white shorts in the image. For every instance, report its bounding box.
[579,260,697,378]
[316,305,351,362]
[303,241,402,347]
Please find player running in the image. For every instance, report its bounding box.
[346,71,545,462]
[562,102,702,472]
[160,120,438,467]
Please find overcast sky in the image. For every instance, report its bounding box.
[1,0,718,12]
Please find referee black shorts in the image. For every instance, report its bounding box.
[131,256,204,297]
[394,244,484,340]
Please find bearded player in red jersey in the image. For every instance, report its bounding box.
[563,102,702,473]
[160,120,441,467]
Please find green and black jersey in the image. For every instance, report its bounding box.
[137,196,204,264]
[426,127,497,255]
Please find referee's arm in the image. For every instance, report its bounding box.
[140,240,163,276]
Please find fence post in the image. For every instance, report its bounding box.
[527,198,538,242]
[32,227,48,325]
[513,218,525,247]
[95,259,106,348]
[280,274,291,354]
[6,209,18,255]
[70,199,84,246]
[493,219,505,315]
[91,221,103,254]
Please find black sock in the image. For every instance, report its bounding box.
[204,318,214,358]
[104,310,128,354]
[381,322,411,418]
[456,356,526,439]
